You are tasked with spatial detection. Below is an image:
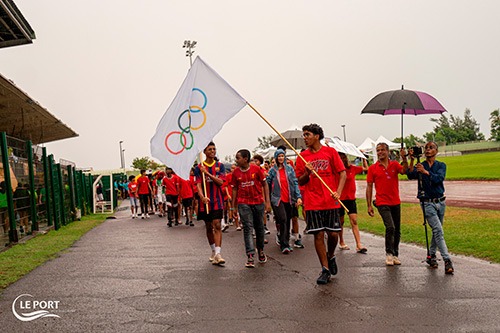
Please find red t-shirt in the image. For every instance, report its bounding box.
[179,178,193,199]
[366,160,403,206]
[162,175,180,196]
[128,181,138,197]
[295,146,346,211]
[340,165,363,201]
[137,176,150,195]
[231,164,266,205]
[279,168,290,203]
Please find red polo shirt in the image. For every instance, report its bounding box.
[366,160,403,206]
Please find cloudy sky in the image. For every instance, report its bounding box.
[1,1,498,170]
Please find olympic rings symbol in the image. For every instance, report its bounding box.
[165,88,208,155]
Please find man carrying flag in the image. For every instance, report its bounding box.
[194,142,226,265]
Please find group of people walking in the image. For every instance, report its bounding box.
[127,123,454,285]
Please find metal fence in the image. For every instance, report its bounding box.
[0,132,105,247]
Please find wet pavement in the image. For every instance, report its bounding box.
[1,201,499,332]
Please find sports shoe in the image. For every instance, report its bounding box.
[167,221,172,227]
[282,247,290,254]
[212,253,226,265]
[189,221,195,227]
[185,219,189,226]
[258,251,268,263]
[175,221,179,226]
[386,254,394,266]
[132,214,136,219]
[287,247,294,252]
[209,251,215,262]
[294,239,304,248]
[141,214,145,219]
[316,267,331,285]
[264,239,268,244]
[275,234,280,247]
[145,214,150,219]
[245,254,255,268]
[264,226,271,235]
[328,256,338,275]
[393,256,401,265]
[236,226,242,231]
[444,259,454,274]
[222,224,229,232]
[426,255,438,268]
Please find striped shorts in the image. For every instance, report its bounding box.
[305,209,341,234]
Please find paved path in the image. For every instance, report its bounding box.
[357,180,500,210]
[1,203,499,332]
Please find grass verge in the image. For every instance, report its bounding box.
[350,200,500,263]
[0,213,109,291]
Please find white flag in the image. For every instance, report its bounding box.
[150,57,247,179]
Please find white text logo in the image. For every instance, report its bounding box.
[12,294,61,322]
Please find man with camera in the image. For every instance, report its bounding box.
[407,142,454,274]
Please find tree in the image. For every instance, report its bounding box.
[393,134,424,148]
[423,109,485,144]
[131,156,153,170]
[255,134,274,150]
[490,109,500,141]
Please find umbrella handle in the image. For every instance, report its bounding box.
[246,102,349,213]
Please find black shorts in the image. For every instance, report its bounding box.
[305,209,341,233]
[197,209,223,222]
[339,199,357,217]
[182,198,193,208]
[291,205,299,218]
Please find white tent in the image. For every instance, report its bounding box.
[358,137,375,152]
[374,135,402,149]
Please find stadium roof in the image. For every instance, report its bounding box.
[0,73,78,144]
[0,0,35,49]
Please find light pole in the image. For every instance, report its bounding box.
[119,140,125,169]
[341,124,346,141]
[183,40,197,67]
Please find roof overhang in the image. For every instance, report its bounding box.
[0,0,35,48]
[0,73,78,144]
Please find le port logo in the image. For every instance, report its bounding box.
[12,294,61,322]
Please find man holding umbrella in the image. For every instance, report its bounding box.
[366,143,408,266]
[407,142,454,274]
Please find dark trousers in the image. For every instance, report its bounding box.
[376,204,401,256]
[139,194,149,215]
[272,201,292,249]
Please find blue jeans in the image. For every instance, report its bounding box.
[238,203,265,255]
[422,201,450,261]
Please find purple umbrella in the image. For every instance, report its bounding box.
[361,85,447,148]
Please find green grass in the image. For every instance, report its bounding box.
[352,200,500,263]
[0,214,109,291]
[355,151,500,180]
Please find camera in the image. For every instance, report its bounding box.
[410,146,424,158]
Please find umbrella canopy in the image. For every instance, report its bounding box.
[270,129,306,150]
[322,137,366,159]
[361,86,446,147]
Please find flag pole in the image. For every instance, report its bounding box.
[246,102,348,213]
[198,152,210,214]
